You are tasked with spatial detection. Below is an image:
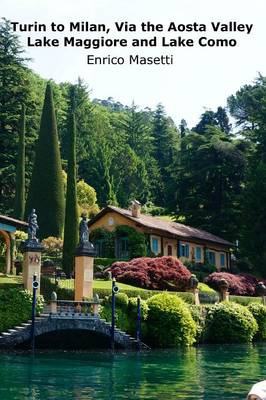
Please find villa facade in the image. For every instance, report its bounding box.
[88,202,233,270]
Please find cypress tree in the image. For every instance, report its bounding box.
[62,101,79,276]
[14,104,26,220]
[26,82,64,238]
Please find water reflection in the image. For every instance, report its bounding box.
[0,345,265,399]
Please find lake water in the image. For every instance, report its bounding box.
[0,344,265,399]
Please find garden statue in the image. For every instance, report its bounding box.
[75,213,95,256]
[27,209,39,240]
[23,208,43,251]
[79,213,89,244]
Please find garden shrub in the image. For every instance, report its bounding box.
[204,302,258,343]
[100,302,130,333]
[103,292,129,310]
[146,293,197,347]
[109,256,191,291]
[198,282,216,294]
[0,288,44,332]
[100,294,148,335]
[198,283,219,304]
[248,303,266,340]
[204,272,259,296]
[189,305,205,343]
[93,287,194,303]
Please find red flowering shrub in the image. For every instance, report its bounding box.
[204,272,259,296]
[108,256,191,291]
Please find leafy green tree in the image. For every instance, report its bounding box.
[62,87,79,275]
[152,104,179,209]
[0,18,46,215]
[26,82,65,238]
[241,161,266,275]
[193,107,231,135]
[14,104,26,220]
[0,19,29,214]
[77,179,99,216]
[229,76,266,273]
[175,127,246,241]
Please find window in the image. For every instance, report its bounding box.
[151,238,159,254]
[207,251,216,265]
[167,245,172,256]
[179,243,190,258]
[220,253,225,267]
[195,247,202,262]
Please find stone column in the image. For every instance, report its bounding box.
[22,240,43,291]
[74,214,95,301]
[189,274,200,306]
[219,278,229,302]
[22,209,43,292]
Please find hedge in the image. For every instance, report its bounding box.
[198,282,219,304]
[146,293,197,347]
[0,288,44,332]
[230,295,263,306]
[204,302,258,343]
[40,276,195,303]
[100,293,149,336]
[248,303,266,340]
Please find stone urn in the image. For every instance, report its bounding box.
[189,274,200,305]
[218,278,229,302]
[256,282,266,304]
[189,274,199,290]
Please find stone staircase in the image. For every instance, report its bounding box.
[0,313,150,351]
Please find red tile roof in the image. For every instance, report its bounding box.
[88,206,233,247]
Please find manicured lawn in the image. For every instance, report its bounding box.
[0,274,23,287]
[93,279,145,291]
[58,278,146,291]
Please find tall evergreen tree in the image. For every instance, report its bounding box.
[62,88,79,276]
[14,104,26,220]
[152,104,179,209]
[26,82,65,238]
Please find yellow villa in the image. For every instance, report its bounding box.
[88,201,233,270]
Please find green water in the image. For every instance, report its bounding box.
[0,345,265,399]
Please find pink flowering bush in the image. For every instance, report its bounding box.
[204,272,259,296]
[108,256,191,291]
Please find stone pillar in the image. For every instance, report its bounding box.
[22,241,43,291]
[189,274,200,305]
[22,209,43,292]
[74,214,95,301]
[74,255,94,301]
[219,278,229,302]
